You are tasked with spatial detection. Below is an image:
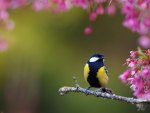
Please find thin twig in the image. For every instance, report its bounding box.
[73,76,80,87]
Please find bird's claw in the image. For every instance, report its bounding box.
[94,88,113,94]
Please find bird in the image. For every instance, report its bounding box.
[84,54,109,92]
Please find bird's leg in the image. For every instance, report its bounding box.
[102,87,113,94]
[94,87,113,94]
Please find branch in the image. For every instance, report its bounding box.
[58,77,150,110]
[59,86,150,104]
[58,86,150,110]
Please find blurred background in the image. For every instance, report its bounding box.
[0,6,149,113]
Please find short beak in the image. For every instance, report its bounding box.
[102,56,105,59]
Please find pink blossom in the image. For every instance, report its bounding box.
[127,77,134,84]
[120,49,150,99]
[106,4,116,15]
[133,77,144,90]
[52,0,72,11]
[72,0,88,9]
[89,12,97,21]
[96,5,104,15]
[130,51,137,58]
[0,0,9,10]
[144,16,150,27]
[139,23,149,35]
[142,91,150,100]
[123,17,139,32]
[119,70,131,83]
[33,0,49,11]
[128,61,136,68]
[133,88,144,98]
[120,1,150,48]
[145,0,150,3]
[138,36,150,49]
[84,26,92,35]
[0,10,8,20]
[9,0,29,9]
[121,2,134,15]
[142,68,150,77]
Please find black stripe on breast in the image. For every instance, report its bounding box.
[87,62,103,88]
[87,72,101,88]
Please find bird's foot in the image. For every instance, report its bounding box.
[94,87,113,94]
[102,87,113,94]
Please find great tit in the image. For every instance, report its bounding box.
[84,54,109,89]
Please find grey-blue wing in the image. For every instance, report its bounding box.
[104,66,109,76]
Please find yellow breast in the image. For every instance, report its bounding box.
[96,66,109,87]
[84,63,90,83]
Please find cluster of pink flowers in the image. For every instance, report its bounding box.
[0,0,116,34]
[119,49,150,99]
[121,0,150,48]
[0,0,150,48]
[50,0,116,35]
[0,0,49,52]
[52,0,150,47]
[0,0,49,31]
[0,1,14,31]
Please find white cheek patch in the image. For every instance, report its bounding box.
[103,59,105,62]
[89,57,99,62]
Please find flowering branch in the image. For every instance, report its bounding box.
[1,0,150,49]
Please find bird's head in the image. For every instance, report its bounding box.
[88,54,105,63]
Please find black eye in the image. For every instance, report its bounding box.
[103,59,105,62]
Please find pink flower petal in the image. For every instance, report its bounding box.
[138,36,150,49]
[84,26,92,35]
